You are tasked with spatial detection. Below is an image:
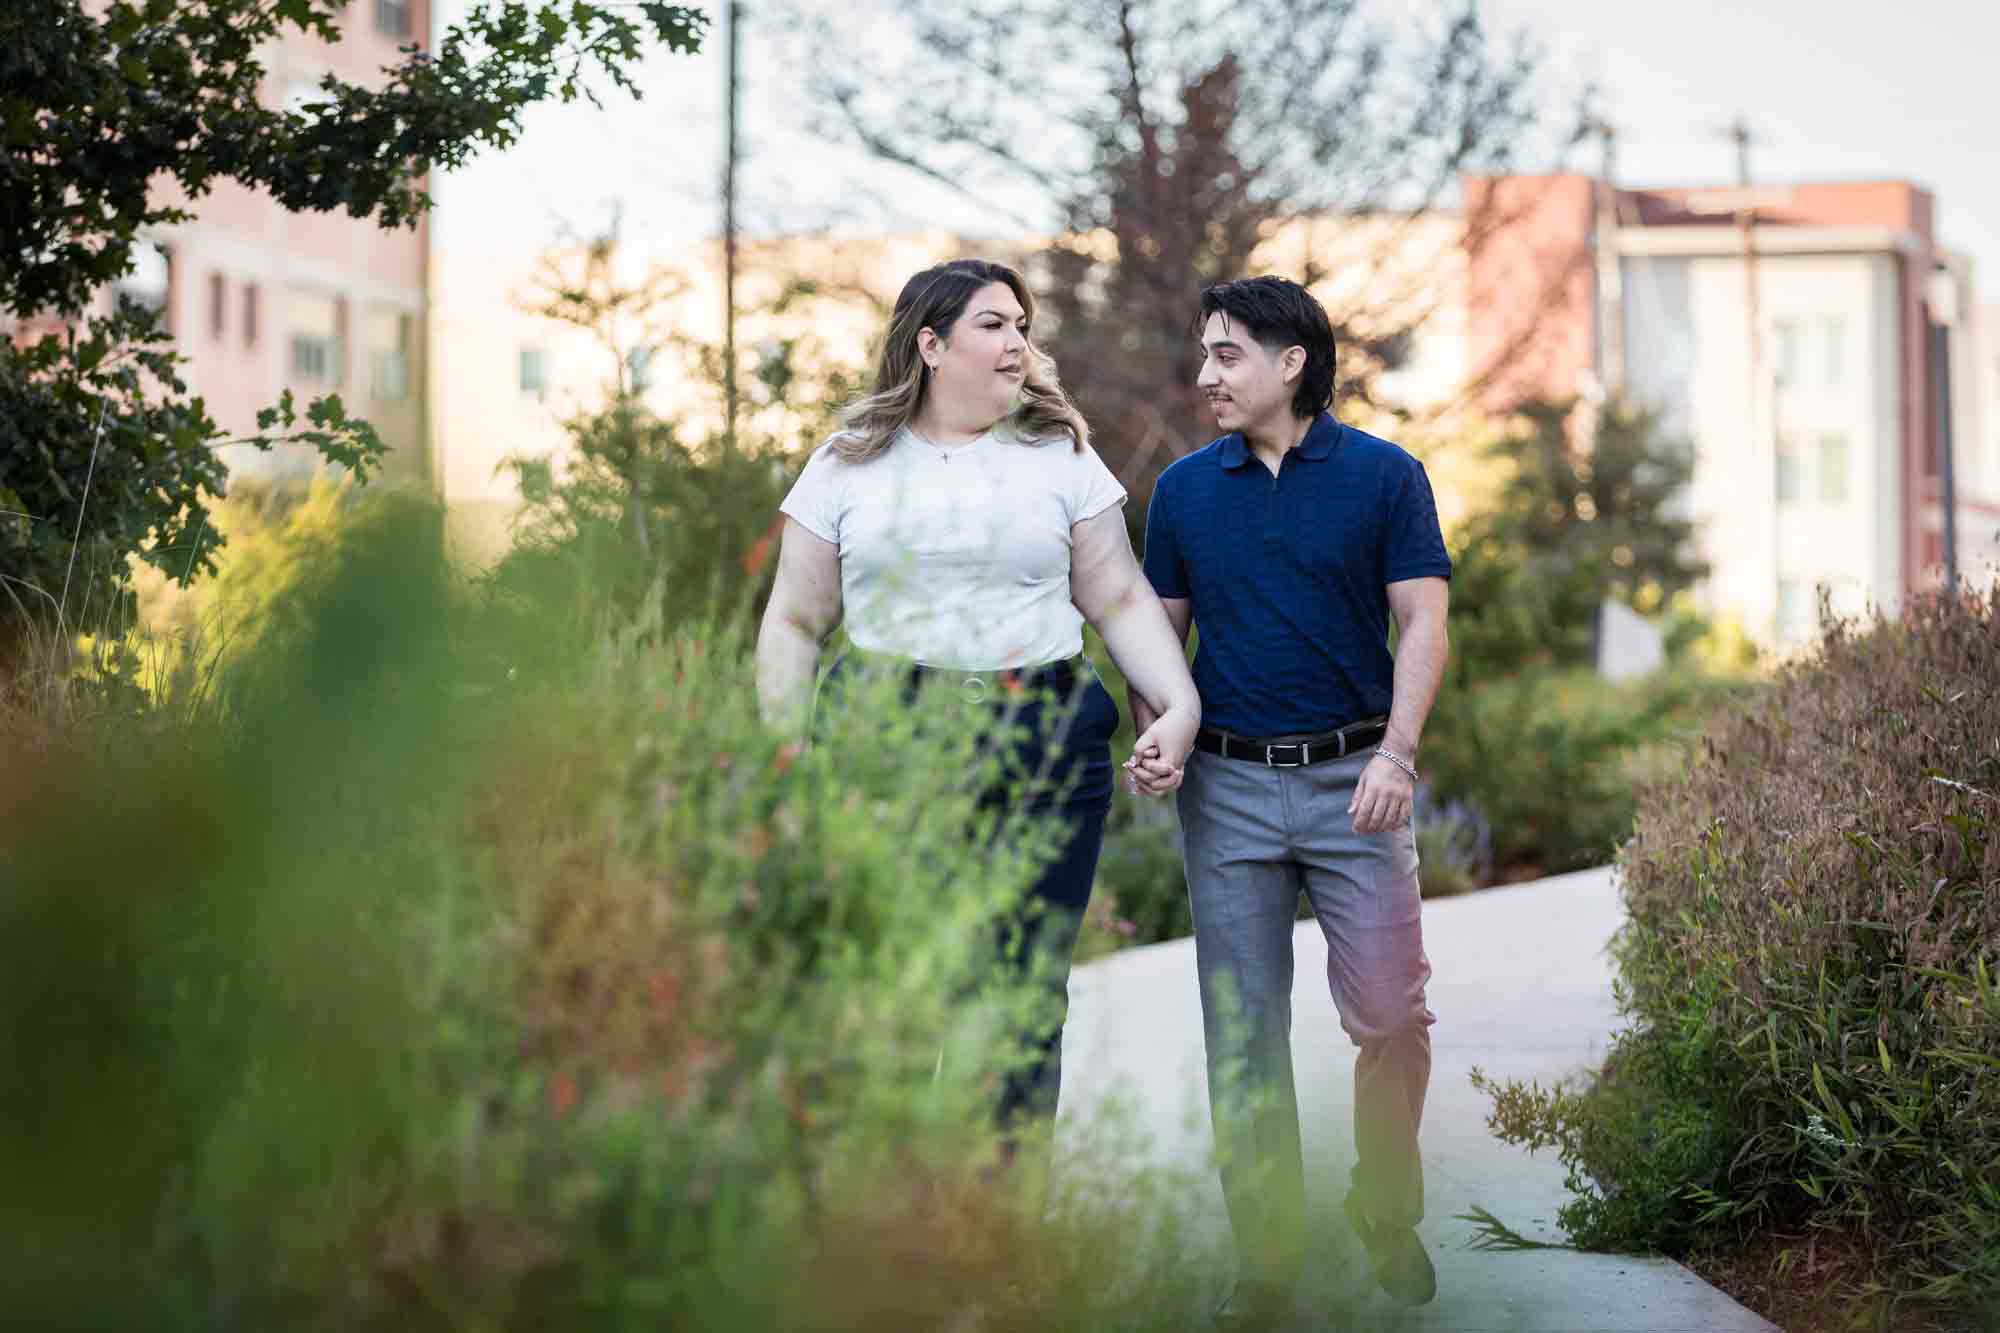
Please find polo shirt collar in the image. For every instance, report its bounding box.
[1219,412,1343,469]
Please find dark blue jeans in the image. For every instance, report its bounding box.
[818,656,1119,1127]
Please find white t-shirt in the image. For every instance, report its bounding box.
[779,424,1127,670]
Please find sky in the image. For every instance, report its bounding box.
[434,0,2000,304]
[1481,0,2000,301]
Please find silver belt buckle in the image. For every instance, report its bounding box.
[1265,742,1307,768]
[961,673,990,704]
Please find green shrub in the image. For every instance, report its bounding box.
[1423,664,1740,874]
[1083,793,1191,954]
[1479,585,2000,1322]
[488,411,796,646]
[1414,796,1488,898]
[0,503,1210,1330]
[1471,969,1750,1255]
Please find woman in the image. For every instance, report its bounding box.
[755,258,1200,1131]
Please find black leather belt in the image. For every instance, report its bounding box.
[1195,717,1388,767]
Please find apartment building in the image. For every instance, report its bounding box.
[111,0,432,487]
[1466,173,2000,646]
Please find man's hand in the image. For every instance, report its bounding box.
[1124,691,1190,796]
[1349,753,1415,834]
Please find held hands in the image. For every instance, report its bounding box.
[1127,685,1417,828]
[1125,693,1195,797]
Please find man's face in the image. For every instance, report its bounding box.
[1195,312,1298,436]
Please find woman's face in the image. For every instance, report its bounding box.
[922,281,1029,427]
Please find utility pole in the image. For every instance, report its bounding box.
[722,0,742,444]
[1725,116,1763,432]
[1590,117,1625,398]
[1927,268,1962,592]
[1726,115,1754,187]
[1722,114,1775,633]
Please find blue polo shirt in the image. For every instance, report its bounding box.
[1141,413,1451,737]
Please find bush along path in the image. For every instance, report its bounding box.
[1476,584,2000,1332]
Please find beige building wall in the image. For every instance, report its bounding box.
[428,228,966,565]
[1943,277,2000,586]
[427,213,1483,565]
[1618,228,1931,646]
[1975,302,2000,582]
[1249,213,1472,417]
[425,195,1999,629]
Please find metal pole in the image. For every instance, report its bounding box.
[1934,320,1959,591]
[1592,119,1625,396]
[722,0,741,444]
[1730,117,1752,188]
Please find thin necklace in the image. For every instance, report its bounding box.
[910,422,978,462]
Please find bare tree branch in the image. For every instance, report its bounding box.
[766,0,1586,506]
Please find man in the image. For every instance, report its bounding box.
[1129,276,1451,1327]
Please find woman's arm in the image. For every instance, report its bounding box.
[754,518,843,738]
[1069,506,1201,775]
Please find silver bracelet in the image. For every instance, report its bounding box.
[1374,746,1418,783]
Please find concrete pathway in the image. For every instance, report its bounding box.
[1055,866,1781,1332]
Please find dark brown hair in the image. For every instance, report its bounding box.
[832,259,1087,461]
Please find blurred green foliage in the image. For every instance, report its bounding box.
[1,494,1215,1330]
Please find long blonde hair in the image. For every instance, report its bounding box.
[830,259,1088,463]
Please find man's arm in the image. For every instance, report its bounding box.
[754,518,842,738]
[1350,576,1450,834]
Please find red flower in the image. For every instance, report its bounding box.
[740,516,784,577]
[549,1072,579,1116]
[773,740,802,773]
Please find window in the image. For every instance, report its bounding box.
[367,308,411,401]
[209,272,227,339]
[292,335,337,382]
[1776,439,1806,504]
[626,345,656,394]
[1774,320,1804,388]
[288,288,342,385]
[519,347,547,401]
[1817,435,1849,504]
[243,282,260,347]
[374,0,412,38]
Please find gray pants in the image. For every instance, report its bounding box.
[1178,747,1434,1284]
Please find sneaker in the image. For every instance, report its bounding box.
[1213,1278,1296,1330]
[1343,1191,1437,1307]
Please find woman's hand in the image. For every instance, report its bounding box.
[1125,700,1196,796]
